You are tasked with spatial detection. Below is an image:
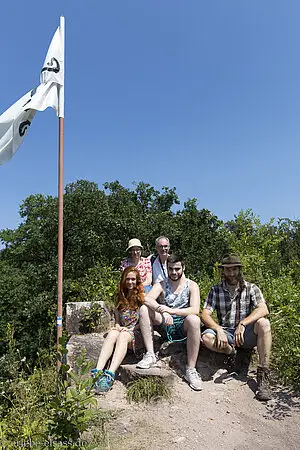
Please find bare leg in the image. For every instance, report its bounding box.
[184,315,201,368]
[139,304,162,354]
[108,331,132,373]
[96,330,120,370]
[202,333,233,355]
[254,318,272,368]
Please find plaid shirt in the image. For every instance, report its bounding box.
[204,280,266,328]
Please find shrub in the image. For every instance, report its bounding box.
[264,274,300,389]
[0,338,112,449]
[68,264,120,309]
[0,365,56,446]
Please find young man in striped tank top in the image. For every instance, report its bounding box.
[137,254,202,391]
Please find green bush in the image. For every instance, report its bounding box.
[0,338,112,449]
[0,365,56,446]
[264,274,300,388]
[68,263,120,309]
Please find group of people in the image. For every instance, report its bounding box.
[91,236,273,402]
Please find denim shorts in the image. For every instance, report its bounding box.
[202,324,257,349]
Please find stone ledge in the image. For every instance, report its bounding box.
[119,363,176,384]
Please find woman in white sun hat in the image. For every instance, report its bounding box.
[120,238,152,293]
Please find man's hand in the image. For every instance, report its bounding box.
[162,312,173,326]
[157,305,172,315]
[234,323,245,347]
[111,324,121,331]
[215,327,229,350]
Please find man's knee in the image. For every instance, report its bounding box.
[202,332,215,348]
[140,304,150,319]
[139,304,158,326]
[184,314,201,331]
[255,317,271,335]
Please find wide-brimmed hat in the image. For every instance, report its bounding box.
[218,254,242,268]
[126,238,143,252]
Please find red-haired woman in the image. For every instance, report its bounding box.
[91,266,144,393]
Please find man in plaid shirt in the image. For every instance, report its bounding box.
[201,254,272,401]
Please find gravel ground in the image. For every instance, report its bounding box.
[97,367,300,450]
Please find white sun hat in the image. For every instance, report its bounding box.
[126,238,143,252]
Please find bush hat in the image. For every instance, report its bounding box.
[126,238,143,252]
[218,254,242,268]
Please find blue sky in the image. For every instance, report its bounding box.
[1,0,300,231]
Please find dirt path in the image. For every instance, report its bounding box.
[99,368,300,450]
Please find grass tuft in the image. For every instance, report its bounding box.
[126,376,172,403]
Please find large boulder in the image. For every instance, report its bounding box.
[67,333,104,368]
[66,301,111,335]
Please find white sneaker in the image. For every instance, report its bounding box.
[184,367,203,391]
[136,352,157,369]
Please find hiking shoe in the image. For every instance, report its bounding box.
[136,352,157,369]
[94,370,115,394]
[184,367,203,391]
[256,367,272,401]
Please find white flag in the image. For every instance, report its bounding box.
[24,83,62,116]
[41,26,64,86]
[0,90,36,165]
[0,17,64,165]
[29,22,65,117]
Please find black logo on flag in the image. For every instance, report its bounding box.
[19,120,31,137]
[41,57,60,74]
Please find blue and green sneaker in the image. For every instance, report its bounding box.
[95,370,115,394]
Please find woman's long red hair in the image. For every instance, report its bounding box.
[116,266,145,310]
